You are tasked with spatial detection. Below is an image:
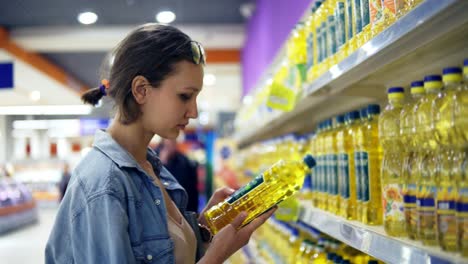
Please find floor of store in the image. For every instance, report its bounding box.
[0,206,58,264]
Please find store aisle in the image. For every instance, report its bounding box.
[0,206,58,264]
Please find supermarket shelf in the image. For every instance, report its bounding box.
[298,202,467,264]
[237,0,468,148]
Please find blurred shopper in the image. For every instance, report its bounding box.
[158,139,199,212]
[46,23,275,264]
[58,163,71,201]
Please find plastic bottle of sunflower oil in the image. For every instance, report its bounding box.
[325,118,341,215]
[326,0,338,67]
[379,87,407,237]
[415,75,443,246]
[435,67,464,252]
[400,80,425,239]
[344,0,355,55]
[204,154,316,234]
[354,107,368,223]
[339,111,360,220]
[350,0,363,51]
[310,126,321,208]
[360,0,371,44]
[458,59,468,256]
[331,115,345,216]
[306,4,318,83]
[335,0,347,63]
[360,104,383,225]
[318,121,330,210]
[322,120,334,211]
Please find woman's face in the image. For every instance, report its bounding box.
[141,60,204,139]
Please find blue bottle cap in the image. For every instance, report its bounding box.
[341,260,350,264]
[334,256,343,263]
[388,87,404,94]
[359,107,367,119]
[443,67,462,74]
[326,119,333,128]
[327,253,336,260]
[303,154,317,168]
[291,228,299,237]
[367,261,378,264]
[424,75,442,82]
[411,80,424,87]
[347,110,360,121]
[464,58,468,66]
[335,115,345,124]
[367,104,381,115]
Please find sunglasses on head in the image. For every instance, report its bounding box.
[191,41,206,65]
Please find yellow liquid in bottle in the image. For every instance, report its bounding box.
[415,76,443,246]
[379,88,406,237]
[204,155,316,234]
[361,105,383,225]
[400,82,424,238]
[338,111,359,220]
[458,63,468,255]
[335,0,347,63]
[435,69,464,251]
[354,109,367,223]
[360,0,372,44]
[326,119,341,214]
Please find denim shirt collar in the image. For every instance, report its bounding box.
[92,130,181,191]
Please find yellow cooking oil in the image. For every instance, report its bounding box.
[335,0,347,63]
[322,120,334,211]
[379,87,407,237]
[326,1,338,67]
[325,118,341,215]
[458,59,468,256]
[317,121,329,210]
[435,67,464,252]
[306,4,318,83]
[415,75,443,246]
[361,104,383,225]
[310,130,320,208]
[339,111,360,220]
[345,0,356,55]
[456,60,468,147]
[350,0,363,51]
[400,80,425,239]
[360,0,371,44]
[204,155,316,234]
[354,107,368,223]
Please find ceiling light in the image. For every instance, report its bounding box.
[29,90,41,101]
[0,105,92,115]
[78,12,98,25]
[203,74,216,86]
[156,11,176,24]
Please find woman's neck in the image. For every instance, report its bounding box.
[107,115,154,165]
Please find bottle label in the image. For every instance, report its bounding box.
[316,26,322,63]
[336,2,346,48]
[266,82,296,111]
[329,154,339,195]
[457,188,468,215]
[403,183,417,205]
[327,16,337,56]
[227,174,264,204]
[361,0,370,28]
[417,186,436,209]
[321,22,328,61]
[346,0,354,40]
[339,153,350,198]
[369,0,384,26]
[383,183,404,221]
[354,151,362,201]
[383,0,397,15]
[360,151,370,202]
[354,0,363,34]
[306,32,314,70]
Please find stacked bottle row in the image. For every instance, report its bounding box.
[253,218,381,264]
[308,104,382,225]
[379,59,468,255]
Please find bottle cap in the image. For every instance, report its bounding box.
[327,253,336,260]
[367,104,380,115]
[368,260,379,264]
[443,67,462,83]
[410,80,424,94]
[424,75,443,90]
[359,107,367,119]
[341,260,350,264]
[387,87,404,100]
[424,75,442,82]
[346,110,360,121]
[411,80,424,87]
[387,87,404,94]
[303,154,317,168]
[464,58,468,66]
[335,115,345,124]
[443,67,462,74]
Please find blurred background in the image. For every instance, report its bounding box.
[1,0,468,263]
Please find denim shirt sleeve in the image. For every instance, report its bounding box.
[72,193,136,264]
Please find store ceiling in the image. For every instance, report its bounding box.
[0,0,250,117]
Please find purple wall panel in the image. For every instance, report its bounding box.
[241,0,311,96]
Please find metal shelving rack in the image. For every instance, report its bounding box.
[298,202,467,264]
[236,0,468,148]
[234,0,468,263]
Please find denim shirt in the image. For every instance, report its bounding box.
[45,130,189,264]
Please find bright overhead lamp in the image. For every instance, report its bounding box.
[0,105,92,115]
[203,74,216,86]
[156,11,176,24]
[29,90,41,101]
[78,11,98,25]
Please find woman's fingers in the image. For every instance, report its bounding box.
[229,211,247,230]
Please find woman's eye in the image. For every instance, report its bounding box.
[179,94,192,101]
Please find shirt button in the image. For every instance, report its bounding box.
[163,181,169,186]
[146,254,153,261]
[154,199,161,206]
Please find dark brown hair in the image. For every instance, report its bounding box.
[81,23,194,124]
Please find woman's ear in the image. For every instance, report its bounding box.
[131,75,150,104]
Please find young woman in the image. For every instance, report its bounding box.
[45,23,275,264]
